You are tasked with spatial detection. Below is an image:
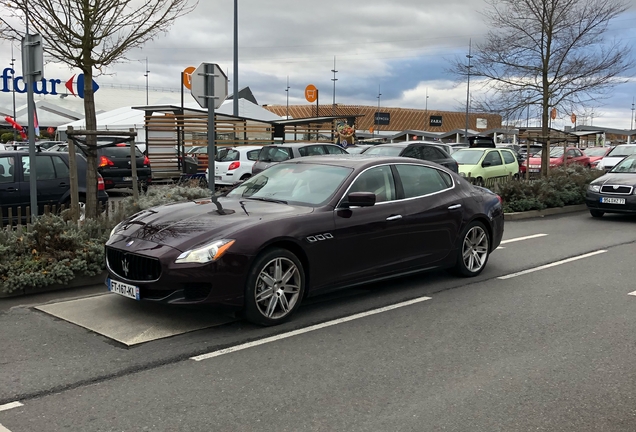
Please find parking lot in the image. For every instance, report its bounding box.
[1,210,636,431]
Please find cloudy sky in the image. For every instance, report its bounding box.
[1,0,636,130]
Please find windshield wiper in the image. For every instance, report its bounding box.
[246,196,288,205]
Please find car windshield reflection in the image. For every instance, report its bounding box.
[452,149,485,165]
[610,155,636,173]
[228,163,353,206]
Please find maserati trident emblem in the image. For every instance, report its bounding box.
[122,258,130,277]
[613,185,619,190]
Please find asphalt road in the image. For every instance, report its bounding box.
[1,211,636,431]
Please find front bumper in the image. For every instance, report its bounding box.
[105,237,251,308]
[585,192,636,214]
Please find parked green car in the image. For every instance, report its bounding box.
[452,148,520,186]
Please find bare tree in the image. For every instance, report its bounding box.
[449,0,633,175]
[1,0,197,216]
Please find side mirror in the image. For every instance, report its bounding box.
[482,161,492,167]
[342,192,376,208]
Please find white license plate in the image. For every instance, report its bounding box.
[529,169,540,173]
[108,278,140,300]
[214,176,222,181]
[123,176,133,181]
[600,197,626,205]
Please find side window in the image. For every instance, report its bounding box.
[0,156,14,183]
[401,145,422,160]
[325,145,346,155]
[301,145,326,156]
[501,150,516,165]
[566,149,576,157]
[483,151,503,166]
[420,146,444,160]
[247,150,260,161]
[347,165,396,203]
[396,164,451,198]
[51,156,70,178]
[22,156,56,181]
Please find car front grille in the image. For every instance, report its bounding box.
[600,185,633,195]
[106,247,161,281]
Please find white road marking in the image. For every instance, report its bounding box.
[0,423,13,432]
[500,233,548,244]
[498,250,608,280]
[0,402,22,412]
[628,291,636,297]
[191,296,433,361]
[496,246,505,250]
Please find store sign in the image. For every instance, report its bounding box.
[1,67,99,98]
[430,115,443,127]
[374,112,390,125]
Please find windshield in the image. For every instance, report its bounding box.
[607,146,636,157]
[346,146,368,154]
[258,146,291,162]
[610,155,636,173]
[452,149,485,165]
[228,163,353,206]
[363,146,403,156]
[584,147,607,157]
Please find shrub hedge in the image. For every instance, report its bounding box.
[495,165,604,213]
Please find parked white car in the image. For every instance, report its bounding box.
[596,144,636,172]
[206,145,263,186]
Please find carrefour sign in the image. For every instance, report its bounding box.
[1,67,99,98]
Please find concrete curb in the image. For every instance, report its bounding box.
[504,204,587,221]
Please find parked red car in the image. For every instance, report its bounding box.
[582,146,612,169]
[524,146,590,173]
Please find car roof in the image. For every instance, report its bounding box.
[218,145,264,151]
[276,154,441,169]
[263,142,340,149]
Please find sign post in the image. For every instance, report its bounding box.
[22,33,43,220]
[190,62,228,197]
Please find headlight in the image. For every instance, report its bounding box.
[175,239,235,264]
[595,162,604,170]
[588,184,601,193]
[459,172,466,177]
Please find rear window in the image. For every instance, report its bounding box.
[99,146,143,158]
[218,149,240,162]
[258,146,292,162]
[364,146,404,156]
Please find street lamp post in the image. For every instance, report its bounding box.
[331,56,337,116]
[631,97,635,130]
[464,39,473,144]
[376,85,381,139]
[144,57,149,105]
[285,76,290,119]
[233,0,239,117]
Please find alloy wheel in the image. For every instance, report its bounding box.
[254,257,301,320]
[462,225,489,273]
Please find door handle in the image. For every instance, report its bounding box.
[448,204,462,210]
[386,215,402,221]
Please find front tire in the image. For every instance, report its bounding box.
[590,209,604,218]
[244,248,305,326]
[454,221,490,277]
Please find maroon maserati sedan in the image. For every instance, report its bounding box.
[106,155,504,326]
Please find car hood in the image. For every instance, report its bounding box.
[109,197,314,251]
[591,173,636,186]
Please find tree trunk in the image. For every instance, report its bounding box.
[82,67,98,218]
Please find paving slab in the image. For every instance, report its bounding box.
[35,294,236,346]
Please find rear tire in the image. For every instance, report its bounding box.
[244,248,305,326]
[590,209,604,218]
[453,221,490,277]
